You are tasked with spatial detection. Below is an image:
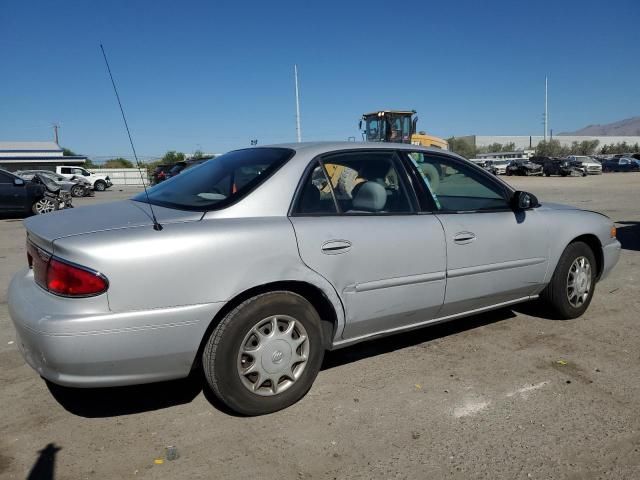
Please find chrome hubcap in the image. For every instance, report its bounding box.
[567,256,592,308]
[237,315,309,396]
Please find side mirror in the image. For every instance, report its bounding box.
[13,178,25,186]
[511,190,538,210]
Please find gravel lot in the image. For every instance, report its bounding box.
[1,174,639,479]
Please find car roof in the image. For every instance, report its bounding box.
[252,141,466,164]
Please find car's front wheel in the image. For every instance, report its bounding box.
[32,197,57,215]
[540,241,597,319]
[94,180,107,191]
[202,291,325,415]
[70,185,85,197]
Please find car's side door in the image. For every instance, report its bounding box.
[0,171,27,212]
[289,150,447,341]
[401,151,550,317]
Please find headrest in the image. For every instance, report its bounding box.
[351,181,386,212]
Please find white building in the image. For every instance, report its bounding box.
[0,141,87,171]
[459,135,640,150]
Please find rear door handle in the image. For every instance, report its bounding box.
[321,240,352,254]
[453,231,476,244]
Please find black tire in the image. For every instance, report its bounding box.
[70,185,84,197]
[94,180,106,191]
[540,241,597,319]
[545,172,551,177]
[202,291,325,415]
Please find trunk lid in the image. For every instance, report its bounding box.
[24,200,202,250]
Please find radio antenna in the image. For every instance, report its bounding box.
[100,44,162,231]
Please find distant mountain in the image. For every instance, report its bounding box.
[559,117,640,136]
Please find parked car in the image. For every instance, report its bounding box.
[165,158,213,180]
[28,173,74,213]
[0,169,72,215]
[8,143,620,415]
[164,161,187,179]
[150,164,173,185]
[505,160,543,176]
[56,166,112,191]
[566,156,602,175]
[16,170,93,197]
[0,169,46,215]
[482,160,509,175]
[542,159,586,177]
[602,157,640,172]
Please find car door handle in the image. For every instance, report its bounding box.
[321,240,352,255]
[453,232,476,244]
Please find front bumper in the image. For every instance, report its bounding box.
[8,268,223,387]
[600,239,621,281]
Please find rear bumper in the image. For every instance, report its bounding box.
[600,239,621,281]
[8,268,223,387]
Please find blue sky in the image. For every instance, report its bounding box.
[1,0,639,160]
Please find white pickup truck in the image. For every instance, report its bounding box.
[56,166,113,191]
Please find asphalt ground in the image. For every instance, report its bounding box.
[1,173,639,479]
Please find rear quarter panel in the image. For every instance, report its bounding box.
[51,218,345,327]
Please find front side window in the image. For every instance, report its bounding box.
[405,152,510,212]
[295,151,413,215]
[134,148,293,211]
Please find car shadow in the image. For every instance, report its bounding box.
[615,221,640,252]
[321,307,516,370]
[46,372,203,418]
[0,212,29,220]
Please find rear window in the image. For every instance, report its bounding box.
[134,148,294,211]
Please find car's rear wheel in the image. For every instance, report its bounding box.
[94,180,106,191]
[202,292,324,415]
[540,241,596,319]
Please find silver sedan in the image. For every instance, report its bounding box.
[8,143,621,415]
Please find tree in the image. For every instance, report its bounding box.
[501,142,516,152]
[570,140,599,155]
[446,137,477,159]
[161,150,186,164]
[62,147,77,156]
[192,150,205,160]
[104,157,134,168]
[535,139,565,157]
[483,143,505,154]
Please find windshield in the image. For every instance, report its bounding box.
[134,148,294,211]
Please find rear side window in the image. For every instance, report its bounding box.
[294,151,414,215]
[135,148,293,211]
[61,167,71,174]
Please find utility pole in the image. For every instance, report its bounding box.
[544,76,548,142]
[294,64,302,143]
[52,123,60,144]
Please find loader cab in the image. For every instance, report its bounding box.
[360,110,417,143]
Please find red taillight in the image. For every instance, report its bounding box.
[27,240,108,297]
[47,258,108,296]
